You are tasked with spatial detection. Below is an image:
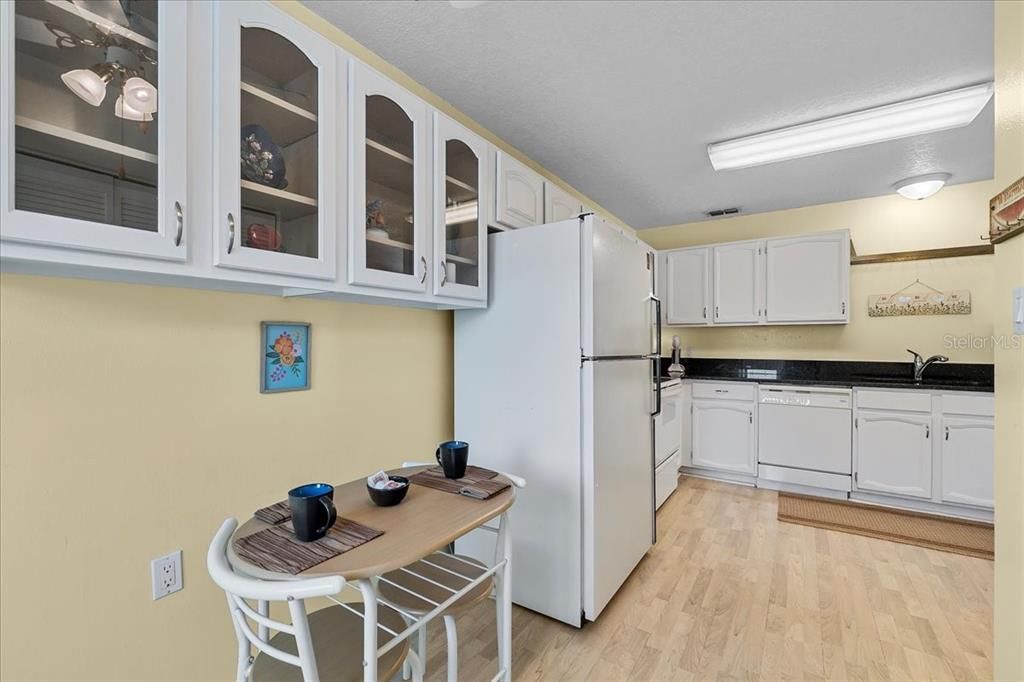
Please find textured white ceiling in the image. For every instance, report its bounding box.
[303,0,994,228]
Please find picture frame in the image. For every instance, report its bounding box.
[989,176,1024,244]
[260,322,310,393]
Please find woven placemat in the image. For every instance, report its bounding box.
[778,493,993,560]
[254,499,291,525]
[410,466,509,499]
[234,519,383,575]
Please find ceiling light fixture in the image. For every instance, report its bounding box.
[114,94,153,122]
[707,82,993,171]
[445,201,478,225]
[893,173,951,200]
[60,63,116,106]
[122,75,157,114]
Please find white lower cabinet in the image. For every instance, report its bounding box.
[940,417,994,508]
[691,398,756,475]
[854,411,932,499]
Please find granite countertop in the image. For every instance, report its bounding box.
[657,358,994,393]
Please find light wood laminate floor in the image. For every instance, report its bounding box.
[426,477,993,681]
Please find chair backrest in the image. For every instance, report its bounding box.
[207,518,345,682]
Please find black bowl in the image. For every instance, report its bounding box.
[366,475,409,507]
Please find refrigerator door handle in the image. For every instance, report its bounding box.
[648,294,662,358]
[651,359,662,417]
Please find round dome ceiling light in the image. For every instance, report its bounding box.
[893,173,951,200]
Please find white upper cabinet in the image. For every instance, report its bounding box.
[664,247,711,325]
[1,0,187,261]
[765,230,849,323]
[544,182,581,223]
[211,2,337,280]
[494,151,543,229]
[940,417,994,508]
[433,112,486,301]
[855,411,932,499]
[349,62,429,291]
[713,240,763,324]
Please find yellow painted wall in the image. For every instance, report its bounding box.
[991,2,1024,679]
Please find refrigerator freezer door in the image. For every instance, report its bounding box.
[582,357,654,620]
[454,218,584,626]
[582,216,655,358]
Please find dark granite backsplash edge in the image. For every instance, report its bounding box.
[655,357,994,391]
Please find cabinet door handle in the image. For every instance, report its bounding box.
[715,306,720,318]
[420,256,427,284]
[440,259,448,286]
[227,212,235,254]
[842,301,846,315]
[748,412,753,424]
[703,306,707,319]
[174,201,184,246]
[925,424,930,439]
[945,426,949,441]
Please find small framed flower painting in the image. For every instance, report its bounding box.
[261,322,310,393]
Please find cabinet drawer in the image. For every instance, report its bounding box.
[942,393,994,417]
[692,382,755,402]
[855,389,931,413]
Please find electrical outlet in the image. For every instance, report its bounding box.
[151,550,183,600]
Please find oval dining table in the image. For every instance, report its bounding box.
[227,465,517,682]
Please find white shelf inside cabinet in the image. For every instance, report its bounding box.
[240,82,317,146]
[14,116,158,184]
[366,232,477,266]
[41,0,157,50]
[366,138,475,194]
[240,180,317,221]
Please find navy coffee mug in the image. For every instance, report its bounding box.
[288,483,337,542]
[436,440,469,479]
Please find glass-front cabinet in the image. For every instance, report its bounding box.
[212,2,337,280]
[1,0,186,260]
[433,113,486,301]
[350,62,429,292]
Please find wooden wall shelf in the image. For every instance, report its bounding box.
[850,244,995,266]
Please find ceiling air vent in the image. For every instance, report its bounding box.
[706,207,740,217]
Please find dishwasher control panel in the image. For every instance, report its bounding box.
[759,386,851,409]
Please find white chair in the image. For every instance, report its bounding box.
[207,518,412,682]
[386,463,526,682]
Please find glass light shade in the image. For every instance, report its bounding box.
[893,173,951,200]
[114,94,154,122]
[123,76,158,114]
[60,66,112,106]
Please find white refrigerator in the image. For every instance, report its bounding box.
[454,214,660,626]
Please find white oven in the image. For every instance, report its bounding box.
[654,379,683,508]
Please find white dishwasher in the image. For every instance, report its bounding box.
[757,385,853,492]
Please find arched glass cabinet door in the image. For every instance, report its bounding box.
[433,113,487,301]
[349,62,428,292]
[0,0,187,261]
[211,2,337,280]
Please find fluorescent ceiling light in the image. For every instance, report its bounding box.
[445,201,478,225]
[893,173,950,200]
[707,82,993,171]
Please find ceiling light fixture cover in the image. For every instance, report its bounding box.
[60,64,114,106]
[893,173,951,200]
[707,82,993,171]
[114,94,153,122]
[122,76,158,114]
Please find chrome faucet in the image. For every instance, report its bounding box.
[907,349,949,382]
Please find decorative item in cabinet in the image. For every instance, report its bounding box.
[240,124,288,189]
[261,322,310,393]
